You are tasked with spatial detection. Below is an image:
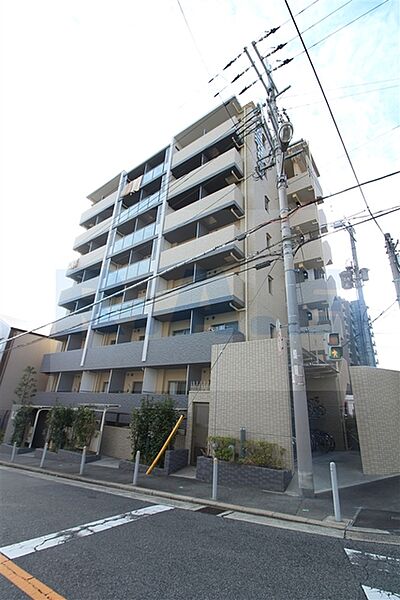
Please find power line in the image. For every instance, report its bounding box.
[286,84,399,110]
[284,0,388,237]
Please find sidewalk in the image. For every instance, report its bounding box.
[1,446,399,541]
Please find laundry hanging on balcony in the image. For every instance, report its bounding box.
[121,175,142,197]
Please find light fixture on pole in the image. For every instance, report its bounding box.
[278,122,294,151]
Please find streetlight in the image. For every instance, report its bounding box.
[278,122,294,151]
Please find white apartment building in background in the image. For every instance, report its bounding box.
[31,97,340,464]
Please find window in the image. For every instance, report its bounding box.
[270,324,276,339]
[268,276,273,294]
[210,321,238,332]
[264,195,270,212]
[132,382,143,393]
[172,328,190,336]
[168,381,186,395]
[266,233,271,249]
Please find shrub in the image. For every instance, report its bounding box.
[46,405,74,451]
[14,366,37,405]
[71,407,96,449]
[12,405,34,446]
[240,440,286,470]
[130,397,178,466]
[208,436,237,461]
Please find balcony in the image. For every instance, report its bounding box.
[168,148,243,201]
[116,191,161,227]
[290,203,320,235]
[50,309,91,336]
[73,217,112,251]
[111,222,157,256]
[41,330,244,372]
[172,118,237,170]
[294,239,332,269]
[141,163,165,186]
[154,273,245,317]
[103,257,153,288]
[163,184,243,241]
[79,190,118,227]
[95,298,147,326]
[160,223,244,272]
[59,276,100,306]
[297,275,336,307]
[287,165,323,206]
[66,246,105,276]
[34,391,188,411]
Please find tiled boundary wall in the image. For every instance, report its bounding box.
[208,339,294,470]
[350,366,400,475]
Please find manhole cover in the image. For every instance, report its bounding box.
[353,509,400,533]
[196,506,226,516]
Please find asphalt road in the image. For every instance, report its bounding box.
[0,466,399,600]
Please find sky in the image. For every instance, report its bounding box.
[0,0,399,369]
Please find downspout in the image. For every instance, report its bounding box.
[243,106,249,340]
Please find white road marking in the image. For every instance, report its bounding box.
[0,504,174,559]
[344,548,400,576]
[362,585,400,599]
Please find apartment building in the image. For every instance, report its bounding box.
[331,296,377,367]
[37,97,334,460]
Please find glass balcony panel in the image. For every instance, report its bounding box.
[104,257,151,288]
[117,191,161,226]
[142,163,164,186]
[112,222,156,254]
[97,298,146,325]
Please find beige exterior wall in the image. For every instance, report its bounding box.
[208,338,294,469]
[350,366,400,475]
[101,425,131,460]
[0,332,59,418]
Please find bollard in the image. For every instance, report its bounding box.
[330,461,342,522]
[10,442,17,463]
[79,446,87,476]
[132,450,140,486]
[40,442,48,468]
[239,428,246,459]
[212,457,218,501]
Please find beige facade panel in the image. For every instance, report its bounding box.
[160,224,243,270]
[168,148,243,200]
[172,118,237,169]
[350,366,400,475]
[66,245,105,275]
[164,184,243,234]
[80,190,119,226]
[51,310,91,336]
[59,276,100,306]
[287,166,323,206]
[154,273,244,316]
[290,203,319,234]
[73,216,112,250]
[101,425,131,460]
[208,338,294,469]
[297,275,337,306]
[295,239,332,269]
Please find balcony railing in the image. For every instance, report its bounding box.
[96,298,146,325]
[104,257,152,287]
[112,222,157,255]
[142,163,165,186]
[116,191,161,227]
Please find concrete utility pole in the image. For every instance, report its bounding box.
[245,45,314,497]
[385,233,400,308]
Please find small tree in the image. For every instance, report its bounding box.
[71,407,96,449]
[14,366,37,405]
[130,397,177,466]
[46,405,74,451]
[12,405,34,446]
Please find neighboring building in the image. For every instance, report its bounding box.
[331,297,377,367]
[36,98,338,462]
[0,317,59,432]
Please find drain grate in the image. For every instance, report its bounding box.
[196,506,226,516]
[353,509,400,533]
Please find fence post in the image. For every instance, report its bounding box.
[133,450,140,486]
[79,446,87,475]
[212,457,218,501]
[10,442,17,463]
[40,442,48,468]
[330,461,342,522]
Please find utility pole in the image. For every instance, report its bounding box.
[245,45,314,497]
[385,233,400,308]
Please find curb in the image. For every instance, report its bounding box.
[1,460,398,545]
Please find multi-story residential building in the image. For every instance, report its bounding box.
[331,296,377,367]
[34,97,336,462]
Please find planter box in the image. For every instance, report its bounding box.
[34,448,101,463]
[119,448,189,476]
[0,444,34,455]
[196,456,292,492]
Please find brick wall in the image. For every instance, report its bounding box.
[101,426,131,460]
[209,339,293,470]
[350,366,400,475]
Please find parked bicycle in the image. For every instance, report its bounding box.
[310,429,335,453]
